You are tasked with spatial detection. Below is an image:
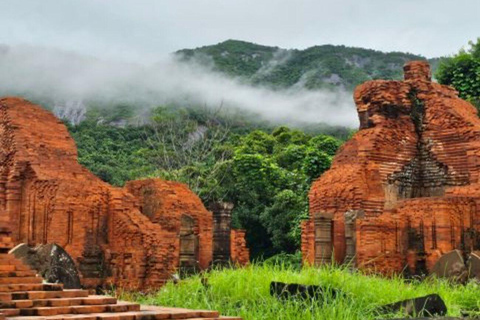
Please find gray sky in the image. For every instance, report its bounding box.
[1,0,478,63]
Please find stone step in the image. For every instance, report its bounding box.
[0,259,20,265]
[20,302,140,316]
[1,300,33,309]
[141,306,219,318]
[5,311,238,320]
[0,266,16,273]
[12,290,89,300]
[0,278,43,285]
[5,297,115,309]
[0,284,62,293]
[0,256,28,265]
[0,271,38,278]
[0,309,20,316]
[29,296,117,308]
[13,265,34,272]
[0,293,11,302]
[0,265,34,273]
[0,258,26,265]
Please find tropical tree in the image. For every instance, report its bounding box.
[436,38,480,110]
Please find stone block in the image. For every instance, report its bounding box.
[10,243,81,289]
[269,281,337,301]
[379,294,447,317]
[430,250,468,283]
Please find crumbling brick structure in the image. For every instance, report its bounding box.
[125,179,213,273]
[0,97,248,290]
[209,202,233,265]
[303,61,480,275]
[125,183,249,269]
[230,229,249,266]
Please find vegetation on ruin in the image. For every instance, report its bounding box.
[121,262,480,320]
[436,38,480,109]
[177,39,437,90]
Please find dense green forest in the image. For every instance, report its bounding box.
[68,105,347,258]
[177,39,440,90]
[435,38,480,109]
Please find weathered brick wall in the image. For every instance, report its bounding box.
[0,97,250,289]
[300,220,314,265]
[0,97,241,290]
[304,61,480,274]
[230,230,249,265]
[209,202,233,265]
[0,97,178,289]
[125,178,213,270]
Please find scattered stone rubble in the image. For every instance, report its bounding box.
[302,61,480,278]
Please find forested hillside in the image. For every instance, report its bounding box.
[177,39,440,90]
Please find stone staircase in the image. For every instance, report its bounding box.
[0,237,240,320]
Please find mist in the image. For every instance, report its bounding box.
[0,44,358,127]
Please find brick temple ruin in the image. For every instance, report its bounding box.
[0,97,249,290]
[302,61,480,275]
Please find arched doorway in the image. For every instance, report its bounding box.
[179,215,199,274]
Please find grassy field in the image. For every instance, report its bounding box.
[123,263,480,320]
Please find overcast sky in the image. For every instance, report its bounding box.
[1,0,478,63]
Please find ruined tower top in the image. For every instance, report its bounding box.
[403,60,431,82]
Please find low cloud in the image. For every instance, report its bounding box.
[0,44,358,127]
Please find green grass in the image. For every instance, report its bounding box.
[121,263,480,320]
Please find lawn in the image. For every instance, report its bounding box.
[123,263,480,320]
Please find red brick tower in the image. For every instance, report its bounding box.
[303,61,480,275]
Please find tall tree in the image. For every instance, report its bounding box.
[436,38,480,110]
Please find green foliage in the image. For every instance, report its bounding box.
[125,264,480,320]
[223,127,339,258]
[68,104,343,258]
[275,145,307,170]
[67,120,154,186]
[302,148,332,183]
[262,252,303,269]
[436,38,480,110]
[178,40,434,90]
[309,135,342,156]
[261,190,306,252]
[236,130,276,154]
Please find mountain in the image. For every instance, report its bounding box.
[177,39,440,91]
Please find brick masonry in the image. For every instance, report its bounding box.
[303,61,480,274]
[230,230,249,266]
[0,97,249,290]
